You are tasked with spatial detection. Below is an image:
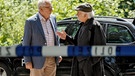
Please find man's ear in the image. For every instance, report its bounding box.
[39,7,43,11]
[84,13,87,17]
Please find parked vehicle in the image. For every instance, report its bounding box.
[0,16,135,76]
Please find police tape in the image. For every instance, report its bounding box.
[0,45,135,57]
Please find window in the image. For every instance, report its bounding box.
[57,21,79,37]
[57,22,79,45]
[107,24,134,43]
[57,24,67,32]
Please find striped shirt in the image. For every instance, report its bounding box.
[38,13,54,46]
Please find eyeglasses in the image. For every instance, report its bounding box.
[44,6,52,9]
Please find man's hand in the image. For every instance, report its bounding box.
[59,56,62,63]
[56,30,67,40]
[25,62,33,69]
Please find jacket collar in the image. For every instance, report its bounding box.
[79,17,94,25]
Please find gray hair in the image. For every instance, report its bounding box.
[37,0,51,10]
[84,11,95,19]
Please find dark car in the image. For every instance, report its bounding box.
[56,16,135,76]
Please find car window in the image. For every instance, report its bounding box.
[57,24,67,32]
[57,22,79,45]
[57,21,79,37]
[107,24,134,43]
[64,22,79,37]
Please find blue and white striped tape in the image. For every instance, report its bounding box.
[0,45,135,57]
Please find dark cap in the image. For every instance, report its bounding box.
[75,3,92,12]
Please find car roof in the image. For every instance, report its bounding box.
[58,16,131,22]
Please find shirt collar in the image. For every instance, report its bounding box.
[82,17,94,26]
[38,12,47,21]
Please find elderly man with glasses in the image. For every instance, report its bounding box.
[23,0,62,76]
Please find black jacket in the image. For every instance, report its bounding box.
[133,18,135,25]
[66,18,106,62]
[66,18,106,45]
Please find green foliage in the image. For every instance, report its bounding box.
[0,0,37,46]
[52,0,78,20]
[0,0,134,46]
[118,0,135,18]
[52,0,134,20]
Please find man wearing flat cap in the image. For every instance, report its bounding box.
[57,3,106,76]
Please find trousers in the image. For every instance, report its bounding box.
[30,57,56,76]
